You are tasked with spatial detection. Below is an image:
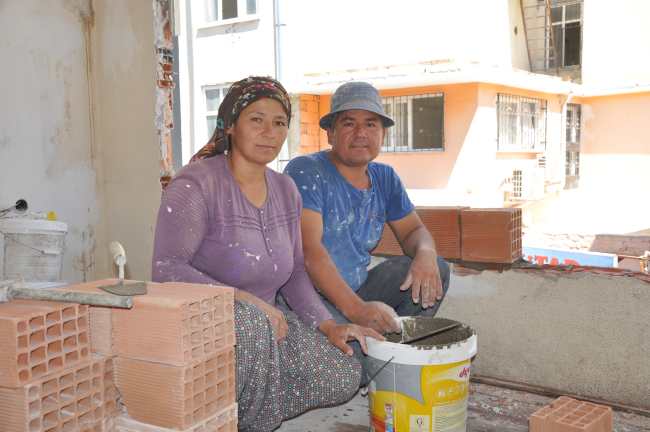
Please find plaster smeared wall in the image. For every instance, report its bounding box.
[92,0,161,281]
[437,268,650,408]
[0,0,105,284]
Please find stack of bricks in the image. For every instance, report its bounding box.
[0,300,123,431]
[54,279,238,432]
[299,94,321,155]
[460,208,522,263]
[371,207,468,259]
[530,396,613,432]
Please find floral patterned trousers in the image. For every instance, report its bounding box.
[235,300,361,432]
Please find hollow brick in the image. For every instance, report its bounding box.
[461,208,522,263]
[0,356,121,432]
[57,280,235,366]
[299,94,314,102]
[307,123,320,136]
[371,206,468,259]
[530,396,612,432]
[115,348,236,430]
[0,300,92,388]
[114,403,237,432]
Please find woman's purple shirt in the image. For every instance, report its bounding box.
[152,154,333,328]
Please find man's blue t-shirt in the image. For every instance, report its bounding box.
[284,151,414,291]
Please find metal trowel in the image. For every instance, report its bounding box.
[396,317,460,344]
[97,242,147,296]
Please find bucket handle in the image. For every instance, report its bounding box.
[366,356,394,385]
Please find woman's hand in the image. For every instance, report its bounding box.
[236,290,288,343]
[318,319,385,356]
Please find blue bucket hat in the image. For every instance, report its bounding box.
[319,82,395,130]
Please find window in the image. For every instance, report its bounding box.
[497,93,547,151]
[548,1,582,68]
[203,85,230,142]
[564,103,580,189]
[205,0,257,23]
[380,93,444,153]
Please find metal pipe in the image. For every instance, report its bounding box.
[3,286,132,308]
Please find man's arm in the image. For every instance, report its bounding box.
[387,211,443,308]
[301,208,401,334]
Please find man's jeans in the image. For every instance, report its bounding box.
[321,255,450,386]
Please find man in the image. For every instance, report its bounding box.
[284,82,450,383]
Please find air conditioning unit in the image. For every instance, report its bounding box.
[537,154,562,183]
[511,168,545,201]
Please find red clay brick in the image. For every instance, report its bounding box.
[110,282,234,366]
[0,300,91,388]
[530,396,612,432]
[60,280,235,366]
[461,208,522,263]
[0,356,121,432]
[451,263,483,277]
[115,347,236,430]
[299,94,314,102]
[371,206,468,259]
[300,111,318,124]
[307,123,320,136]
[114,402,237,432]
[305,101,319,113]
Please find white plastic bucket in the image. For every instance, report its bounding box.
[366,318,477,432]
[0,219,68,283]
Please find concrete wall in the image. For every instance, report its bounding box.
[437,267,650,408]
[91,0,161,281]
[578,92,650,214]
[317,82,563,208]
[0,0,105,284]
[279,0,529,82]
[0,0,163,283]
[582,0,650,85]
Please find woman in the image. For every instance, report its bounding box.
[152,77,382,432]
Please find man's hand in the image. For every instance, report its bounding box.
[318,319,386,356]
[399,249,443,308]
[347,301,401,335]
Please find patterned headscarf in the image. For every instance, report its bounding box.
[190,76,291,162]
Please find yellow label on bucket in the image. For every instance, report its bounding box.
[369,359,471,432]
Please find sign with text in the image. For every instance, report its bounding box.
[523,246,618,268]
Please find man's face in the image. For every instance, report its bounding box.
[327,110,386,167]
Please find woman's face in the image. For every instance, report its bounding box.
[230,98,289,166]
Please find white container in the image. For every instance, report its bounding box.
[366,318,477,432]
[0,219,68,283]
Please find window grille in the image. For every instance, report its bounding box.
[381,93,444,153]
[497,93,547,151]
[566,103,580,144]
[512,170,523,199]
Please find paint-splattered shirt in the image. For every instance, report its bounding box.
[285,151,414,291]
[152,154,332,329]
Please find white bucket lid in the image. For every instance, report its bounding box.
[0,219,68,233]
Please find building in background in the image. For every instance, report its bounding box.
[177,0,650,230]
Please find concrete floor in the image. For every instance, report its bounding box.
[276,382,650,432]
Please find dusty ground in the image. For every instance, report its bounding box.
[276,382,650,432]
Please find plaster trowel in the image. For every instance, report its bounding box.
[396,317,460,344]
[97,242,147,296]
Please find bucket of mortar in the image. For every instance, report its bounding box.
[366,317,477,432]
